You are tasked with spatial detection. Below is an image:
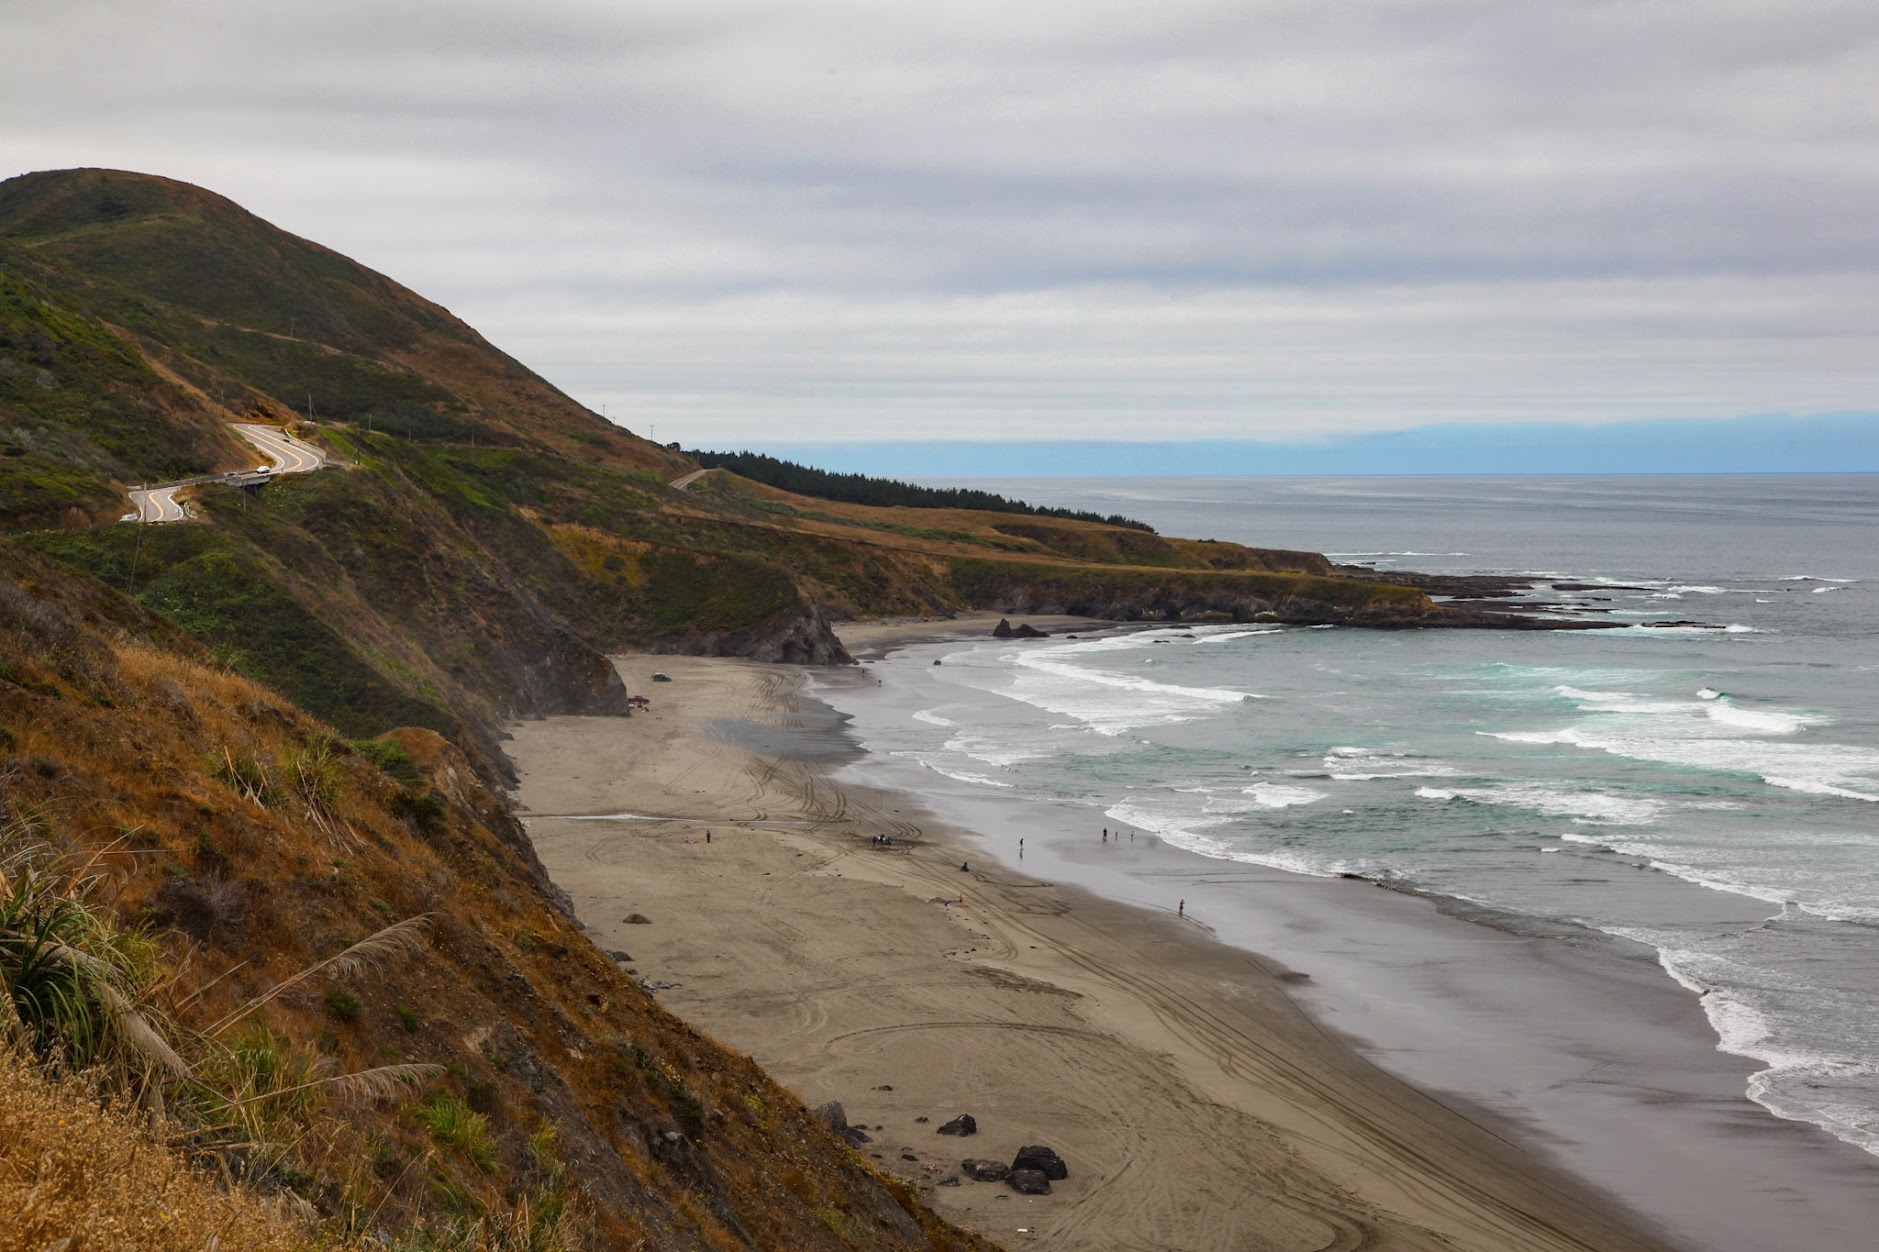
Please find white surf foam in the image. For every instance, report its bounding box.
[1705,701,1811,734]
[1416,783,1663,825]
[1615,939,1879,1157]
[1242,782,1328,808]
[1553,685,1690,715]
[940,731,1049,769]
[1104,799,1348,878]
[1192,628,1285,644]
[996,640,1263,736]
[1485,679,1867,799]
[912,708,957,728]
[891,750,1014,789]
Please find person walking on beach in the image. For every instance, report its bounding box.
[960,861,969,872]
[1178,899,1185,917]
[705,830,711,844]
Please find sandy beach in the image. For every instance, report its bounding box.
[507,630,1680,1252]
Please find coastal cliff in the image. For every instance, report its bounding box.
[0,542,985,1250]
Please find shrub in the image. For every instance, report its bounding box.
[352,735,419,784]
[415,1091,499,1172]
[391,788,445,829]
[322,987,362,1024]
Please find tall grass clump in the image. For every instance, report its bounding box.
[213,743,279,808]
[0,820,184,1091]
[283,736,346,835]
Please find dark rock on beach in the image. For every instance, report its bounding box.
[1009,1168,1052,1195]
[992,617,1050,639]
[961,1159,1010,1182]
[811,1100,872,1147]
[1011,1144,1068,1180]
[935,1114,978,1137]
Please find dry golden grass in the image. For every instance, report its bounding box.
[0,1047,316,1252]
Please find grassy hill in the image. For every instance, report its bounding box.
[0,168,1441,776]
[0,167,1467,1248]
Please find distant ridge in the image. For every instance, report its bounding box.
[685,447,1155,530]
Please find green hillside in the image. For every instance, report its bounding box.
[0,168,1442,773]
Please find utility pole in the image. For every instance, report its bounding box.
[128,524,144,595]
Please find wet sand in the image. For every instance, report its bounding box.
[508,641,1683,1252]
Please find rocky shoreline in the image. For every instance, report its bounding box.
[1331,564,1724,630]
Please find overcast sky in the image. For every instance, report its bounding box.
[5,1,1879,448]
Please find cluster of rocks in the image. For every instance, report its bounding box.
[817,1100,1071,1195]
[960,1145,1068,1195]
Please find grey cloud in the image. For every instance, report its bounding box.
[5,1,1879,442]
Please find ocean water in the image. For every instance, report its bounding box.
[836,475,1879,1161]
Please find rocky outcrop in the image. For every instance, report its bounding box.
[935,1114,978,1136]
[991,619,1049,639]
[954,558,1623,632]
[652,598,853,666]
[961,1159,1010,1182]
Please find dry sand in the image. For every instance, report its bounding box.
[508,644,1675,1252]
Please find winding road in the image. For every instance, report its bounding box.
[126,424,329,523]
[231,422,327,474]
[129,483,192,523]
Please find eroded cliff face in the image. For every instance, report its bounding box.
[649,596,855,666]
